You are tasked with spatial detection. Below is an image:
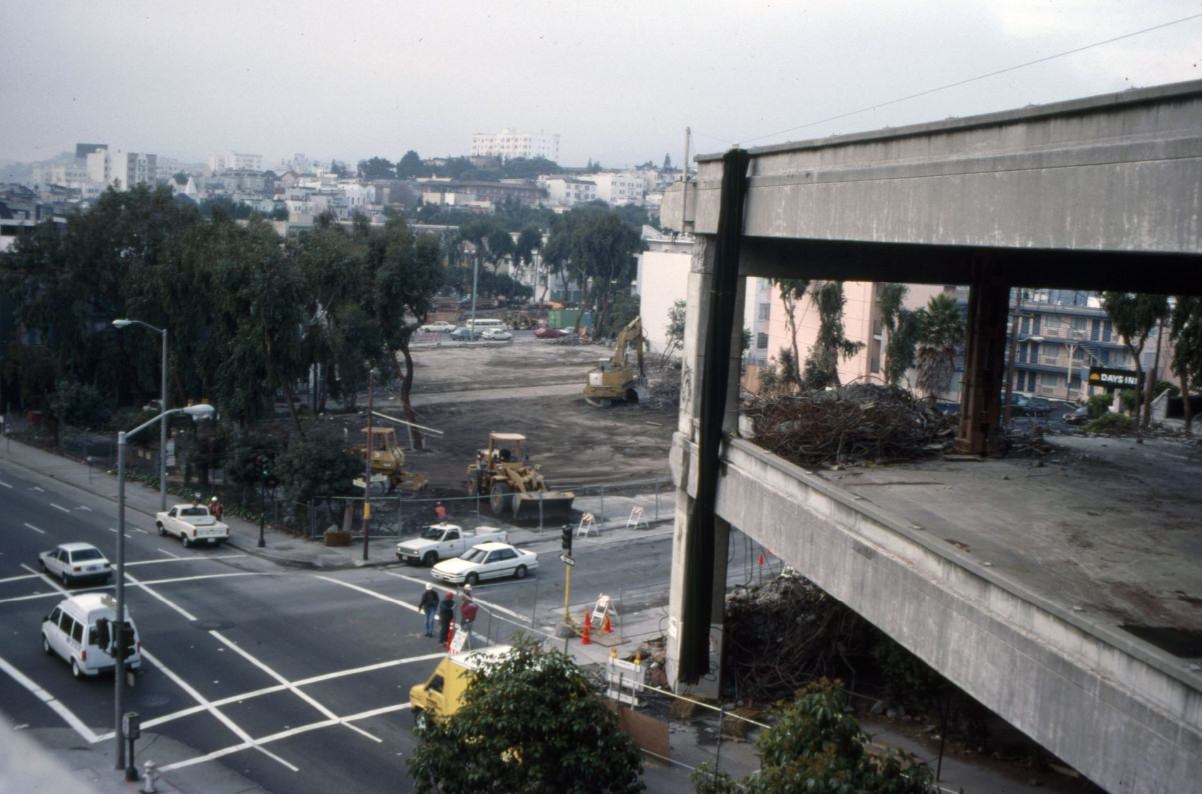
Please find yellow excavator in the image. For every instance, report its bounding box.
[358,427,429,492]
[583,316,644,406]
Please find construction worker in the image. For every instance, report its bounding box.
[459,585,478,647]
[209,495,224,520]
[433,501,447,521]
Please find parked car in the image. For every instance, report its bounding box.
[481,328,513,341]
[42,593,141,678]
[38,543,112,586]
[450,327,481,341]
[1063,405,1091,425]
[431,541,539,585]
[1022,397,1053,416]
[396,523,508,566]
[420,321,455,333]
[534,326,568,339]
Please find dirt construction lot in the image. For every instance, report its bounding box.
[361,334,680,494]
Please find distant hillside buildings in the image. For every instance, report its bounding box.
[471,129,560,162]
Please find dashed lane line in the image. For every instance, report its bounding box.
[48,503,71,514]
[0,571,265,606]
[0,479,12,488]
[106,527,132,539]
[23,522,45,535]
[156,548,180,558]
[0,654,101,744]
[138,647,298,772]
[210,630,382,744]
[76,505,92,512]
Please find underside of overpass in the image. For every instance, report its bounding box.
[660,80,1202,793]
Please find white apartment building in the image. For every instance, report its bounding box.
[32,162,90,187]
[541,176,596,207]
[209,151,264,173]
[589,171,645,206]
[85,150,158,190]
[471,128,560,161]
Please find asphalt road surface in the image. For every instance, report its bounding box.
[0,452,726,793]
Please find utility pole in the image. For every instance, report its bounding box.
[363,369,374,562]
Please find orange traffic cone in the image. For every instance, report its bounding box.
[581,611,592,645]
[758,550,766,566]
[602,612,613,634]
[446,621,455,651]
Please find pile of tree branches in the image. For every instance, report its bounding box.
[744,383,953,468]
[723,574,874,703]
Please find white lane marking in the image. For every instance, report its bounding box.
[0,571,265,606]
[106,527,132,538]
[384,570,525,621]
[23,522,45,535]
[133,528,148,534]
[157,702,411,773]
[122,571,196,621]
[20,563,69,595]
[143,652,445,731]
[48,502,71,513]
[210,630,382,743]
[76,505,92,512]
[0,573,40,583]
[0,479,12,488]
[30,486,44,492]
[129,553,245,567]
[313,575,419,613]
[0,655,101,744]
[140,647,297,772]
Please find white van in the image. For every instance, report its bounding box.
[462,318,507,331]
[42,593,142,678]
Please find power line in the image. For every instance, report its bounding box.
[737,11,1202,148]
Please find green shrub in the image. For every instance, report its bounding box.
[1086,393,1113,419]
[1085,412,1135,434]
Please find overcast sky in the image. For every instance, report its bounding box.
[1,1,1199,168]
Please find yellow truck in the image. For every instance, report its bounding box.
[409,645,513,728]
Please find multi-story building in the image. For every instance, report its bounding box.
[419,179,545,211]
[85,150,157,190]
[471,129,560,162]
[1011,290,1141,401]
[540,176,596,207]
[209,151,263,173]
[589,171,644,206]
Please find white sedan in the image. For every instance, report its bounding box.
[481,328,513,341]
[38,543,113,586]
[431,542,538,585]
[420,321,456,333]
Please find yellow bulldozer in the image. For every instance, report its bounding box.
[466,432,574,521]
[358,427,429,492]
[583,316,645,406]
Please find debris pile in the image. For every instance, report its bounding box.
[642,362,682,410]
[744,384,954,468]
[723,573,873,703]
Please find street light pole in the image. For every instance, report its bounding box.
[363,369,375,562]
[113,319,169,511]
[113,404,214,771]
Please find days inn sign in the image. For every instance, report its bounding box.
[1088,367,1143,389]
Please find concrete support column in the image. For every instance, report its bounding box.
[957,268,1010,455]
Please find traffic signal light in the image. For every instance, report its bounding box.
[561,525,573,554]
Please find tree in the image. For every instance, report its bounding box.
[329,160,349,178]
[513,225,543,287]
[878,284,922,387]
[662,299,686,363]
[663,153,672,171]
[274,423,360,509]
[543,206,643,336]
[368,218,444,447]
[914,293,963,406]
[693,679,934,794]
[1170,295,1202,435]
[407,638,644,794]
[357,157,395,180]
[1101,292,1170,428]
[803,281,863,389]
[397,150,424,179]
[772,279,810,388]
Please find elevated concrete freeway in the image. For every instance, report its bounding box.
[662,81,1202,793]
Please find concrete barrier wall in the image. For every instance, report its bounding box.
[671,433,1202,793]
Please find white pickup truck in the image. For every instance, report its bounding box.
[396,523,508,566]
[155,504,230,547]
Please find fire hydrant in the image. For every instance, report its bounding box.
[140,760,159,793]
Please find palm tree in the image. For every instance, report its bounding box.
[915,293,964,405]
